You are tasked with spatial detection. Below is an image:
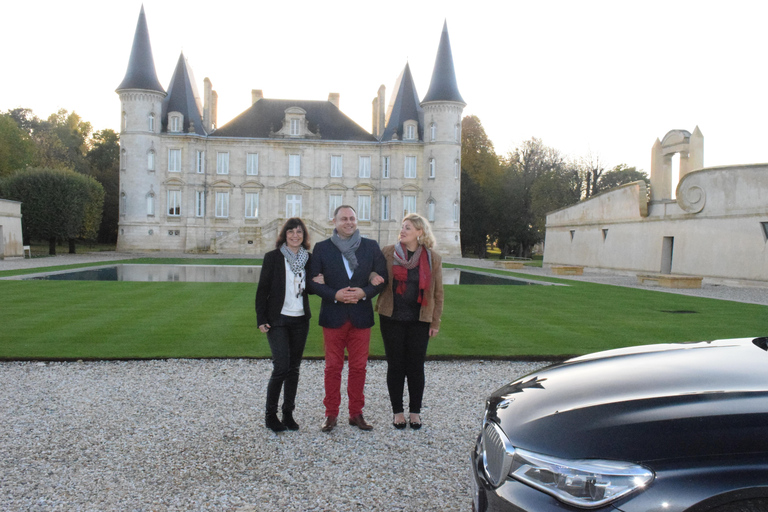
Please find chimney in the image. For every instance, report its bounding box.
[328,92,340,109]
[211,91,218,130]
[377,85,386,137]
[203,78,213,132]
[252,89,263,104]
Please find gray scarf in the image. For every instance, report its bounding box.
[330,228,361,272]
[280,244,309,276]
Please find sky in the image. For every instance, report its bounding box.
[3,0,768,175]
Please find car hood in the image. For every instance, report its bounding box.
[488,338,768,463]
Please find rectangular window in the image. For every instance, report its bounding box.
[382,156,390,179]
[168,149,181,172]
[331,155,342,177]
[217,152,229,174]
[286,194,302,217]
[147,151,155,171]
[215,191,229,218]
[329,194,342,219]
[381,195,390,220]
[244,192,259,218]
[290,119,300,136]
[405,156,417,178]
[358,156,371,178]
[146,194,155,216]
[171,116,180,132]
[148,114,154,132]
[403,195,416,218]
[246,153,259,175]
[289,154,301,176]
[427,201,435,222]
[453,201,459,222]
[196,150,205,173]
[454,159,459,178]
[358,195,371,221]
[406,125,415,140]
[429,158,436,178]
[195,191,205,217]
[167,190,181,216]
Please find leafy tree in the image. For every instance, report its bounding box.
[1,168,104,255]
[0,114,35,177]
[86,129,120,243]
[598,164,649,191]
[460,115,502,257]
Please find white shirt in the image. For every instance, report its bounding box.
[281,259,305,317]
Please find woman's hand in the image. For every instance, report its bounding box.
[312,273,325,284]
[259,323,271,333]
[429,328,439,337]
[369,272,385,286]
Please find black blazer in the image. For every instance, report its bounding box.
[255,249,312,327]
[308,237,387,329]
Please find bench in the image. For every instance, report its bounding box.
[550,265,584,276]
[23,245,31,258]
[636,273,703,289]
[495,260,526,269]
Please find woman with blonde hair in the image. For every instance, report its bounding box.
[374,213,444,429]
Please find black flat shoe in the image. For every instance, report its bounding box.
[393,415,407,430]
[409,414,422,430]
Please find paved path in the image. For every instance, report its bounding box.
[2,252,766,306]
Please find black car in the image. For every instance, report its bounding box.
[471,337,768,511]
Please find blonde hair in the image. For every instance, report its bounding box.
[403,213,436,250]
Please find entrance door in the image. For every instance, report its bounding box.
[661,236,674,274]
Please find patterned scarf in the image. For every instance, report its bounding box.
[392,242,431,306]
[280,243,309,276]
[330,228,361,272]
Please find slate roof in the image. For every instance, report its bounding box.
[381,63,424,142]
[116,6,165,93]
[161,53,206,135]
[422,21,464,104]
[211,99,376,141]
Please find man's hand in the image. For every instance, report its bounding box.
[335,287,365,304]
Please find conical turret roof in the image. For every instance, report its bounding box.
[161,53,205,135]
[422,21,464,104]
[116,6,165,93]
[381,62,424,141]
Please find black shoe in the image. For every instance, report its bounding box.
[282,411,299,431]
[393,414,407,430]
[266,412,287,432]
[409,413,422,430]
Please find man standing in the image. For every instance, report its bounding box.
[309,205,387,432]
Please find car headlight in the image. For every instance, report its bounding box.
[509,448,654,508]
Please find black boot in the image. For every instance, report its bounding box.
[282,410,299,431]
[266,412,287,432]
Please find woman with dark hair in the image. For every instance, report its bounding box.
[374,213,444,430]
[255,217,312,432]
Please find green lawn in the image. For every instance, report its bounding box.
[0,260,765,360]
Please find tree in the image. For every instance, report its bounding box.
[460,115,503,257]
[1,168,104,255]
[598,164,649,191]
[86,129,120,243]
[0,114,35,177]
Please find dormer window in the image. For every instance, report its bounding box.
[405,122,417,140]
[169,113,183,133]
[290,119,300,136]
[284,107,307,138]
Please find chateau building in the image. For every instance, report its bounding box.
[116,7,465,256]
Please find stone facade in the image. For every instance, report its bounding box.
[116,9,464,256]
[0,199,24,259]
[544,128,768,284]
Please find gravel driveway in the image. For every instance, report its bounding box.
[0,359,549,511]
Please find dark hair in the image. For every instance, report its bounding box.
[275,217,310,250]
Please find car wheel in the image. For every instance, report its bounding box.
[708,499,768,512]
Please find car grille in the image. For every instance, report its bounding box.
[482,421,514,487]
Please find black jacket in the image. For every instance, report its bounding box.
[255,249,312,327]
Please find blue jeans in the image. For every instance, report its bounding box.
[265,315,309,415]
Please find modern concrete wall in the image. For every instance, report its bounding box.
[543,165,768,283]
[0,199,24,259]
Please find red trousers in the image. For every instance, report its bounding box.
[322,321,371,417]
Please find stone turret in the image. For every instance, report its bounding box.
[420,21,465,257]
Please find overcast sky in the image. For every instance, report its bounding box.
[3,0,768,175]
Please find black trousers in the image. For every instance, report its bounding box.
[265,315,309,415]
[379,315,430,414]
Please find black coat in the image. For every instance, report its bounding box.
[254,249,312,327]
[307,237,387,329]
